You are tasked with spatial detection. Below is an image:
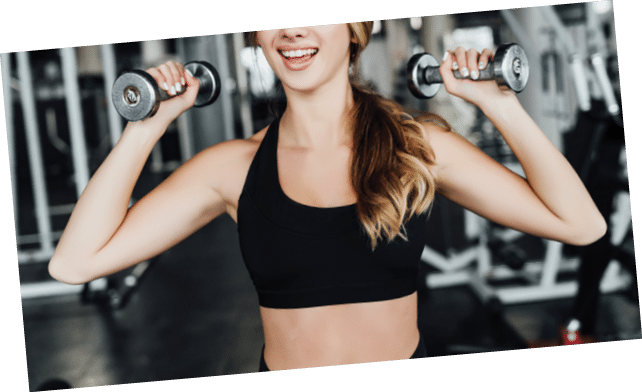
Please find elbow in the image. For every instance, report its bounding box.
[567,214,608,246]
[48,255,91,286]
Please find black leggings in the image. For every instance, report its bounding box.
[258,333,427,372]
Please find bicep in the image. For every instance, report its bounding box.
[430,128,570,242]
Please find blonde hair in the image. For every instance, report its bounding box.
[246,22,449,249]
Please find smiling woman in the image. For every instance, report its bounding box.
[48,21,605,373]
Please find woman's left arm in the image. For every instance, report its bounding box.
[430,47,606,246]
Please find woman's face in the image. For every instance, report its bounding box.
[256,24,354,93]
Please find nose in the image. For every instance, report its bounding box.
[280,27,308,40]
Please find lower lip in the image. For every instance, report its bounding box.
[280,52,317,71]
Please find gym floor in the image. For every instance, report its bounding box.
[19,213,641,391]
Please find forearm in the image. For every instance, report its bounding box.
[50,121,167,278]
[480,95,606,240]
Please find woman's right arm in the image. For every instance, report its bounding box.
[49,62,227,285]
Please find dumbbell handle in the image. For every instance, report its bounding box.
[422,65,494,84]
[152,80,186,101]
[421,57,524,85]
[142,64,210,102]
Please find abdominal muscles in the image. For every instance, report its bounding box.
[259,292,420,370]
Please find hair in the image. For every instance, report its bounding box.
[246,22,451,249]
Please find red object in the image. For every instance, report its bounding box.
[561,329,582,345]
[558,326,597,345]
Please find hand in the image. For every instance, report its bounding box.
[141,61,201,126]
[440,47,515,107]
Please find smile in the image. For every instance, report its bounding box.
[279,48,318,59]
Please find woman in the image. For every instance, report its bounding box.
[48,22,606,371]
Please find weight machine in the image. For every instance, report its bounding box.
[417,4,633,310]
[4,44,165,307]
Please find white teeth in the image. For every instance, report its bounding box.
[280,49,318,59]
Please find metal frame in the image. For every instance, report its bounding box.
[100,44,124,148]
[1,53,18,233]
[232,32,255,139]
[16,51,56,263]
[214,34,235,142]
[60,47,90,196]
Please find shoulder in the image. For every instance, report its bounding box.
[190,125,268,168]
[418,119,450,139]
[181,126,269,194]
[417,117,458,157]
[416,117,480,177]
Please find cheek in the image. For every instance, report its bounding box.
[330,25,352,48]
[255,33,278,66]
[255,31,273,50]
[340,33,355,58]
[256,31,265,48]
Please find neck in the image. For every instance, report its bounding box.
[279,75,355,149]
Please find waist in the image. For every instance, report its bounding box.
[260,292,419,370]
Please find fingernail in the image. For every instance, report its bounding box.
[461,67,469,78]
[479,62,486,70]
[471,70,479,80]
[163,82,169,91]
[185,69,193,78]
[175,82,181,93]
[181,77,186,85]
[170,86,176,95]
[442,52,449,61]
[452,61,458,70]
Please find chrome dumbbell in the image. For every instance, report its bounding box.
[407,43,529,99]
[112,61,220,122]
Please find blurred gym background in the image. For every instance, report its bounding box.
[1,1,639,390]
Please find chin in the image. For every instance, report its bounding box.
[282,77,323,94]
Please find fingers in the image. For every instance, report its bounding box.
[452,47,470,79]
[183,66,199,89]
[479,48,494,72]
[446,47,495,80]
[439,46,501,105]
[158,62,184,95]
[145,61,188,96]
[466,49,480,80]
[439,50,457,85]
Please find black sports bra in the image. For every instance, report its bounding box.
[236,118,427,309]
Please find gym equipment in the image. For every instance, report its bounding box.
[407,43,530,99]
[111,61,221,122]
[489,240,528,271]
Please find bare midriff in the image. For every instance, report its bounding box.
[259,292,420,370]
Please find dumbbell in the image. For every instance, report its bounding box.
[407,43,529,99]
[112,61,221,122]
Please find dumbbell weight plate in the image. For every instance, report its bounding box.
[186,61,221,107]
[493,43,529,93]
[407,52,441,99]
[111,70,161,122]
